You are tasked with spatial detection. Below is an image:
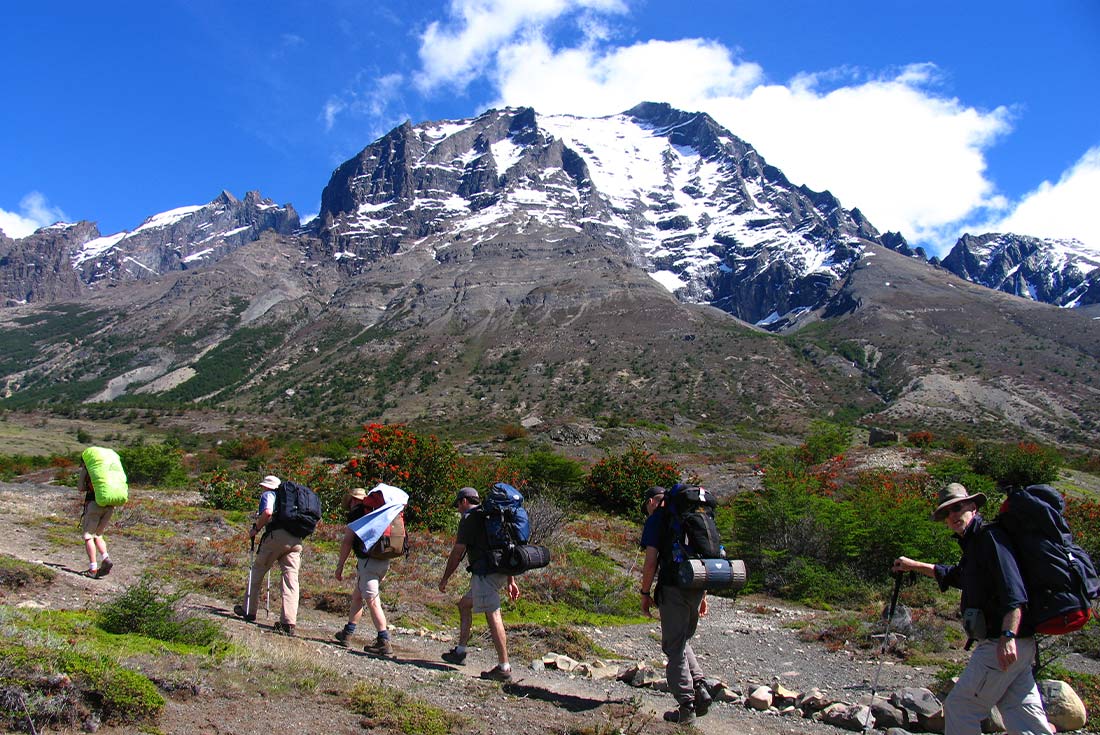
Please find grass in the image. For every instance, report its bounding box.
[0,553,56,589]
[347,681,466,735]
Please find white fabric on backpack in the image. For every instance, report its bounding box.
[348,483,408,552]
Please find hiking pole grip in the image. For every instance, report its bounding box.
[888,571,904,618]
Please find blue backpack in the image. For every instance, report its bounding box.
[473,483,549,574]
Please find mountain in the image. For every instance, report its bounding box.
[0,104,1097,448]
[0,191,298,306]
[940,232,1100,310]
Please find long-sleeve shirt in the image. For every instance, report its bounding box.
[934,514,1033,638]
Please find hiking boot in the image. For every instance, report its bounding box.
[693,684,713,717]
[334,627,355,645]
[441,647,467,665]
[479,664,513,682]
[95,559,113,578]
[363,638,393,656]
[232,604,256,622]
[80,569,98,579]
[663,702,696,724]
[272,621,296,637]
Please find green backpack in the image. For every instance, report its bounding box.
[82,447,129,507]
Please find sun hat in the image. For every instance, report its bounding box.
[259,475,281,490]
[931,482,987,521]
[641,486,667,514]
[454,487,479,506]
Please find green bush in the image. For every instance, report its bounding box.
[970,441,1061,489]
[583,445,682,516]
[118,442,188,486]
[98,577,226,649]
[198,470,254,512]
[798,421,853,464]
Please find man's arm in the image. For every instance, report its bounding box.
[892,556,936,578]
[335,528,355,580]
[250,507,273,539]
[640,546,659,616]
[438,542,467,592]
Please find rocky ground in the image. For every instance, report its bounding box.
[0,478,1076,735]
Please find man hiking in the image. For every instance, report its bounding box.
[639,485,714,724]
[438,486,520,681]
[893,483,1054,735]
[235,475,304,636]
[77,447,128,579]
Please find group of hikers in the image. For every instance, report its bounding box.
[75,445,1076,733]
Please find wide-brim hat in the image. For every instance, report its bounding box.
[932,482,986,521]
[259,475,281,490]
[342,487,368,509]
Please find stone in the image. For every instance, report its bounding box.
[1040,679,1087,732]
[797,687,832,713]
[869,427,900,445]
[748,685,774,711]
[891,687,943,718]
[823,703,875,732]
[981,705,1005,733]
[863,695,908,729]
[773,683,799,706]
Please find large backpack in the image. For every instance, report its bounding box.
[270,481,322,539]
[995,484,1100,635]
[82,447,128,507]
[661,484,746,591]
[367,511,408,560]
[475,483,549,575]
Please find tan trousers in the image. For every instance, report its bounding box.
[244,528,303,625]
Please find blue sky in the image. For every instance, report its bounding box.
[3,0,1098,257]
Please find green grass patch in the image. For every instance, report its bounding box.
[347,681,465,735]
[0,553,56,589]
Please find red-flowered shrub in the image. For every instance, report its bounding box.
[584,445,683,517]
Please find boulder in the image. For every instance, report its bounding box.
[981,706,1005,733]
[773,683,799,707]
[869,427,900,445]
[797,687,833,713]
[891,687,944,733]
[1040,679,1087,732]
[860,694,909,729]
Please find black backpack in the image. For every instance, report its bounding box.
[664,484,722,561]
[270,481,322,539]
[995,484,1099,635]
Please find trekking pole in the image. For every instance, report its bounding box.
[863,571,905,732]
[266,571,271,619]
[244,536,255,617]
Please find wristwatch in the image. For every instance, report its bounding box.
[1001,630,1017,639]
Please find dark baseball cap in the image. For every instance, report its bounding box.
[454,487,479,506]
[641,486,667,513]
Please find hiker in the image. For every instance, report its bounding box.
[332,488,369,645]
[893,483,1054,735]
[639,488,713,725]
[78,447,128,579]
[438,486,521,681]
[334,485,402,656]
[234,475,304,636]
[642,486,666,518]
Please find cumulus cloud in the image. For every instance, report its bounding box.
[416,0,628,92]
[0,192,68,239]
[980,146,1100,251]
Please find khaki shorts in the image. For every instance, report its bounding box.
[469,573,508,613]
[81,501,114,538]
[356,557,390,601]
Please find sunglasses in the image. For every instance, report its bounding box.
[946,503,972,516]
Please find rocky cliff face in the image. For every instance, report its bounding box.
[0,191,298,305]
[314,103,883,329]
[940,233,1100,308]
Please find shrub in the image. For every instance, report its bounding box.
[798,421,853,464]
[98,577,226,648]
[906,430,935,448]
[970,441,1061,489]
[198,470,254,512]
[347,423,460,530]
[348,682,463,735]
[1064,495,1100,562]
[583,445,682,516]
[118,442,188,486]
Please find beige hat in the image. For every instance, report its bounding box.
[932,482,987,521]
[348,487,368,500]
[259,475,281,490]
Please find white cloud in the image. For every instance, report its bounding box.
[415,0,628,92]
[980,146,1100,251]
[0,192,69,239]
[321,72,405,133]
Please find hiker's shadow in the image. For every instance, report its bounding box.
[501,681,618,713]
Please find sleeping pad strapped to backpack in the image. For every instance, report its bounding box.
[995,484,1100,635]
[82,447,128,507]
[662,484,746,591]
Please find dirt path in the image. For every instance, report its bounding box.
[0,480,938,735]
